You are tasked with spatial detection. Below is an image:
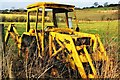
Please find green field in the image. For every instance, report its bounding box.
[1,20,118,43]
[1,7,118,40]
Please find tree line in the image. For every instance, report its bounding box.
[75,3,119,10]
[0,3,119,13]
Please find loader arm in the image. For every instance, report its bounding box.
[49,31,108,78]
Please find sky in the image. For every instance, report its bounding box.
[0,0,119,10]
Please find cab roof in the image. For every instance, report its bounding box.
[27,2,75,12]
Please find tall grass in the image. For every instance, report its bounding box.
[1,31,119,79]
[95,38,119,78]
[95,20,119,78]
[2,41,119,78]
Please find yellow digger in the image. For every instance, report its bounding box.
[5,2,108,78]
